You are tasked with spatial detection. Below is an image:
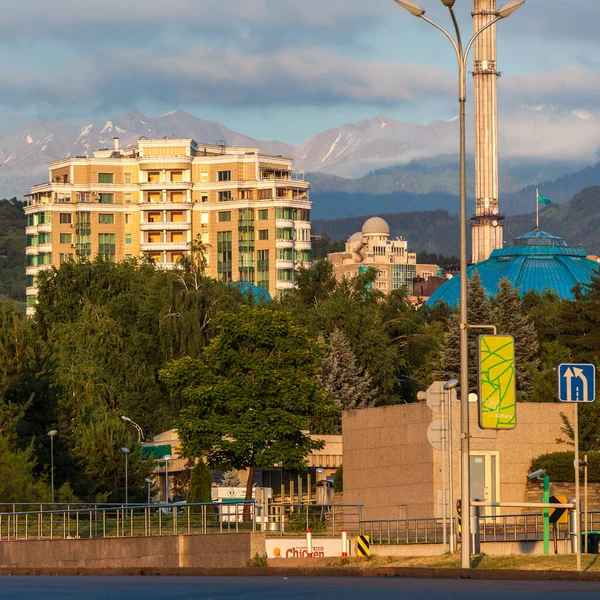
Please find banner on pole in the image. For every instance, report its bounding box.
[478,335,516,430]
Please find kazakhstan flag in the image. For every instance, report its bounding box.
[537,191,551,205]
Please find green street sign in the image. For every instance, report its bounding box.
[478,335,516,430]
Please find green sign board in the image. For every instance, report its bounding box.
[478,335,516,430]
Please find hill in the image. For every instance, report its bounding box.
[314,186,600,257]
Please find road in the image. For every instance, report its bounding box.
[2,576,600,599]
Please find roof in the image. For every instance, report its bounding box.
[427,230,599,305]
[231,281,272,303]
[362,217,390,236]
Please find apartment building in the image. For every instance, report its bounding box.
[327,217,441,296]
[25,138,312,313]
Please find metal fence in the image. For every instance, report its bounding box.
[0,502,362,541]
[363,511,600,545]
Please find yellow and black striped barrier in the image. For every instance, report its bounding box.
[357,535,370,557]
[456,499,462,541]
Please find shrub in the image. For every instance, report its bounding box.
[187,459,213,504]
[334,464,343,493]
[246,553,268,567]
[529,452,600,482]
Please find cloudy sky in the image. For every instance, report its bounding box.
[0,0,597,143]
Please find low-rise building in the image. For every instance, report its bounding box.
[327,217,441,296]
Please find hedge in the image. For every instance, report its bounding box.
[529,452,600,483]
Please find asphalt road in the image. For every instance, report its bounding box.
[2,576,600,599]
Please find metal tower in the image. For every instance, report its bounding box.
[471,0,503,263]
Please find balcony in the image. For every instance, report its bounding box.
[276,259,295,269]
[294,241,311,250]
[140,221,191,231]
[26,286,38,296]
[38,243,52,253]
[275,239,294,249]
[275,219,294,228]
[140,201,191,210]
[26,226,37,235]
[26,265,52,276]
[26,246,39,256]
[37,224,52,233]
[275,281,295,290]
[139,181,192,191]
[140,242,189,252]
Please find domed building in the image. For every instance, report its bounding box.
[327,217,442,296]
[427,230,600,305]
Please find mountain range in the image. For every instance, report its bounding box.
[1,108,600,221]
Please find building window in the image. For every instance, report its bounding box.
[59,213,72,224]
[257,249,269,290]
[258,189,272,200]
[258,229,269,240]
[26,235,37,247]
[258,209,269,220]
[98,213,115,224]
[218,211,232,222]
[217,231,232,282]
[218,170,231,182]
[77,192,91,203]
[98,193,114,204]
[201,194,208,203]
[148,212,161,223]
[38,232,50,245]
[124,192,132,204]
[276,207,293,220]
[59,233,72,244]
[59,253,72,264]
[98,233,116,261]
[277,269,294,281]
[276,228,293,241]
[373,246,386,256]
[148,171,160,183]
[200,172,208,183]
[218,191,232,202]
[98,173,114,184]
[171,171,183,182]
[125,234,132,245]
[125,214,131,224]
[124,172,132,184]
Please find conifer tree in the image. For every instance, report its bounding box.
[316,328,377,411]
[493,278,540,399]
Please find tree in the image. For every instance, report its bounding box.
[436,270,493,392]
[493,278,540,399]
[160,306,337,515]
[293,260,337,306]
[187,460,213,504]
[316,328,376,414]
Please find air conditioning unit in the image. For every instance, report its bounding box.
[201,223,207,227]
[70,243,76,248]
[70,224,75,228]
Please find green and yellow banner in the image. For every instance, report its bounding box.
[478,335,516,430]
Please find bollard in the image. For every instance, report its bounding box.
[470,501,481,555]
[568,502,578,555]
[341,529,348,557]
[306,529,313,558]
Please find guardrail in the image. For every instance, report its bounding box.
[0,502,362,541]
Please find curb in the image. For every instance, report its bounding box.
[0,566,599,581]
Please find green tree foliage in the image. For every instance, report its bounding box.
[333,464,343,493]
[0,198,26,302]
[74,412,153,502]
[187,460,213,504]
[316,328,376,413]
[161,306,337,507]
[529,452,600,483]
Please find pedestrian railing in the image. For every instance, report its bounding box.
[0,502,362,541]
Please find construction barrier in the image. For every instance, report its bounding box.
[357,534,370,557]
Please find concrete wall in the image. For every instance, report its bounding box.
[343,404,435,520]
[343,402,573,520]
[0,533,265,570]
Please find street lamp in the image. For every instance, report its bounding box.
[162,454,172,503]
[47,430,58,504]
[393,0,525,569]
[120,415,145,441]
[145,478,153,505]
[444,379,459,553]
[121,447,131,505]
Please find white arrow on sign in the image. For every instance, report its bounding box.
[564,368,573,402]
[574,367,588,401]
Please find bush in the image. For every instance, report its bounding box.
[246,553,268,567]
[529,452,600,482]
[334,464,343,493]
[187,459,213,504]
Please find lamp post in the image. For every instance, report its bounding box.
[162,454,172,503]
[444,379,459,553]
[121,447,131,505]
[121,415,145,442]
[47,430,58,504]
[393,0,525,569]
[145,478,153,505]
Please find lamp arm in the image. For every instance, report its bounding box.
[420,15,461,64]
[464,16,501,63]
[448,7,464,57]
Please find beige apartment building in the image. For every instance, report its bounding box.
[327,217,441,296]
[25,138,311,312]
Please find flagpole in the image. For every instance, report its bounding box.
[536,188,539,230]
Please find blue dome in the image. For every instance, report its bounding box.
[427,230,599,306]
[230,281,272,303]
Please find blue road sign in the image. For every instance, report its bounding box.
[558,363,596,403]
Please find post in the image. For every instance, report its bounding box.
[306,529,313,558]
[447,389,455,553]
[574,403,581,571]
[470,502,481,555]
[50,435,55,504]
[543,475,550,555]
[342,529,348,557]
[458,54,472,570]
[585,454,589,554]
[441,386,448,552]
[165,460,169,503]
[124,453,129,506]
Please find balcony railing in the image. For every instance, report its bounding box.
[140,222,191,231]
[141,242,189,252]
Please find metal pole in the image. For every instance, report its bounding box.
[124,453,129,506]
[447,389,455,553]
[575,403,581,571]
[50,436,55,504]
[165,460,169,503]
[543,475,550,555]
[148,482,151,505]
[441,388,448,552]
[585,454,588,554]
